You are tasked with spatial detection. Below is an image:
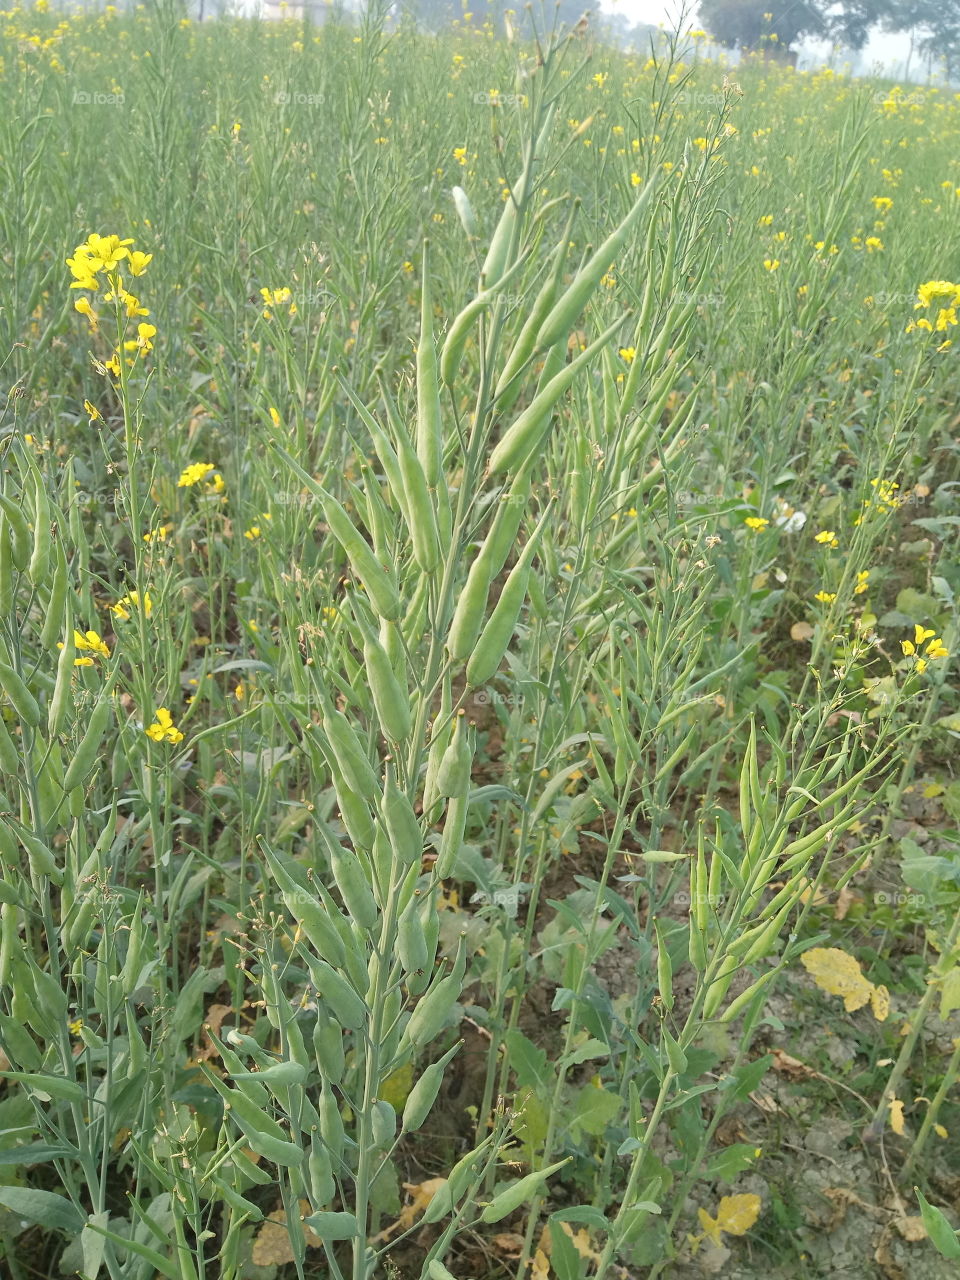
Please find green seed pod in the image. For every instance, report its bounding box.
[202,1066,289,1144]
[62,687,113,791]
[321,828,379,930]
[428,1261,458,1280]
[702,970,735,1020]
[0,496,30,571]
[718,969,777,1024]
[739,901,793,966]
[212,1177,264,1223]
[464,508,550,687]
[422,690,453,825]
[239,1130,305,1168]
[383,766,423,867]
[302,1212,358,1241]
[0,903,17,988]
[688,920,706,971]
[0,879,21,909]
[404,958,464,1048]
[362,631,411,743]
[231,1060,308,1088]
[534,173,657,352]
[0,717,19,782]
[46,623,75,739]
[321,707,378,800]
[18,828,63,885]
[40,547,69,668]
[0,526,12,620]
[304,956,368,1030]
[0,662,41,728]
[318,1080,345,1161]
[653,918,674,1012]
[421,1138,494,1224]
[494,202,578,411]
[371,1099,396,1147]
[398,892,429,985]
[327,759,376,854]
[396,431,440,574]
[262,845,347,969]
[313,1008,345,1084]
[271,446,402,620]
[416,241,443,488]
[488,315,627,476]
[435,793,468,879]
[436,713,472,798]
[401,1040,462,1133]
[440,253,530,388]
[480,1158,570,1223]
[308,1139,336,1207]
[27,474,51,587]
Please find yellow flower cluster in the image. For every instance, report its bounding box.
[145,707,184,744]
[906,279,960,348]
[67,232,155,368]
[260,286,297,319]
[901,625,949,674]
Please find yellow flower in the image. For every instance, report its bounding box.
[618,346,636,363]
[763,258,780,272]
[854,570,870,594]
[127,250,152,276]
[815,530,839,548]
[143,524,172,544]
[178,462,215,487]
[865,236,883,252]
[112,590,153,620]
[630,171,642,186]
[244,525,261,539]
[269,407,281,428]
[83,399,103,423]
[145,707,184,744]
[74,628,110,658]
[744,516,768,531]
[757,214,773,226]
[74,296,99,330]
[814,591,836,603]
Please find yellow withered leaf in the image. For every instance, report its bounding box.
[889,1098,906,1135]
[378,1063,414,1110]
[870,984,890,1021]
[801,947,875,1013]
[697,1193,762,1247]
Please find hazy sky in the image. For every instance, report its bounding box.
[598,0,923,78]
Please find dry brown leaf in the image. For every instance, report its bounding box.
[748,1089,782,1113]
[772,1048,815,1080]
[834,887,857,920]
[895,1215,927,1242]
[791,621,815,642]
[251,1201,322,1267]
[492,1232,525,1256]
[374,1178,447,1242]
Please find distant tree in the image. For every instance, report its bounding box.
[698,0,887,54]
[883,0,960,79]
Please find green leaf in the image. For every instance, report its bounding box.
[504,1030,550,1093]
[549,1218,583,1280]
[0,1187,84,1233]
[720,1054,773,1104]
[560,1038,610,1068]
[915,1188,960,1259]
[81,1211,110,1280]
[568,1082,621,1139]
[550,1204,610,1230]
[707,1142,761,1184]
[0,1142,78,1165]
[82,1220,181,1278]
